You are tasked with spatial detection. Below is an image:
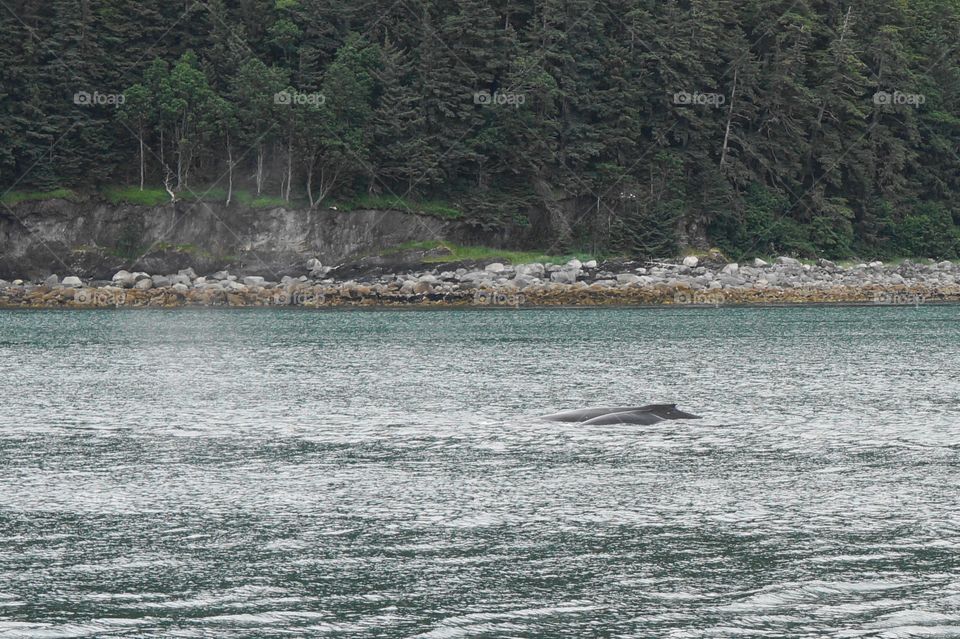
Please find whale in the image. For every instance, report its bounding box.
[541,404,701,425]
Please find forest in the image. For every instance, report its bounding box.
[2,0,960,259]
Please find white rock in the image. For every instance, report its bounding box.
[516,263,545,278]
[721,263,739,275]
[485,262,506,273]
[172,283,190,293]
[61,276,83,288]
[869,261,884,269]
[550,269,578,284]
[566,258,583,269]
[682,255,699,268]
[133,278,153,290]
[583,260,598,269]
[243,276,266,287]
[753,258,769,267]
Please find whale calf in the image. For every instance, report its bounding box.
[542,404,701,425]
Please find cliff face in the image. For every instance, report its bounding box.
[0,199,502,280]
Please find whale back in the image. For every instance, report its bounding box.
[540,405,653,422]
[580,410,667,426]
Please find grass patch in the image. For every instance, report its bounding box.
[103,186,171,206]
[389,240,595,265]
[1,188,78,206]
[335,195,463,219]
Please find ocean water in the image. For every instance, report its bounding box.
[0,306,958,638]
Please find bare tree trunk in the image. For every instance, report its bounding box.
[164,170,176,202]
[285,134,293,202]
[720,67,738,168]
[255,146,264,195]
[138,124,145,191]
[226,142,233,206]
[306,155,315,207]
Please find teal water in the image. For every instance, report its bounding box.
[1,306,959,637]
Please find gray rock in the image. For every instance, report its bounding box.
[776,256,800,266]
[61,276,83,288]
[178,267,197,280]
[566,258,583,269]
[753,258,769,268]
[616,273,642,285]
[818,258,836,269]
[306,258,322,271]
[211,270,230,281]
[682,255,699,267]
[170,274,192,286]
[583,260,598,269]
[550,269,578,284]
[134,278,153,290]
[44,274,59,287]
[592,279,617,287]
[721,263,739,275]
[151,275,171,288]
[243,276,266,287]
[485,262,506,273]
[223,280,246,291]
[0,279,10,288]
[172,283,190,293]
[516,263,545,278]
[869,261,884,269]
[112,270,136,288]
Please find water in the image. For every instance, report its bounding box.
[1,306,959,638]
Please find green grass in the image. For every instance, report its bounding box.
[102,185,306,209]
[335,194,463,219]
[103,186,171,206]
[0,188,77,206]
[389,240,596,265]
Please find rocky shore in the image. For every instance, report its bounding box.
[1,255,958,309]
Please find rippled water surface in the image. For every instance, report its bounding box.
[1,306,959,638]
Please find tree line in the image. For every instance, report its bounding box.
[2,0,960,258]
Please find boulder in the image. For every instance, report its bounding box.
[753,258,769,267]
[306,258,322,271]
[550,269,578,284]
[0,279,10,288]
[243,276,266,287]
[776,256,800,266]
[566,258,583,269]
[172,283,190,294]
[616,273,642,285]
[112,270,136,287]
[44,274,59,287]
[151,275,171,288]
[134,278,153,290]
[178,267,197,281]
[61,276,83,288]
[721,263,739,275]
[516,263,545,278]
[583,260,598,269]
[682,255,699,268]
[211,270,230,281]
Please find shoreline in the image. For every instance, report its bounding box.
[1,256,957,310]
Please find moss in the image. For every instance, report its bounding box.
[388,240,596,265]
[334,195,463,219]
[1,188,78,206]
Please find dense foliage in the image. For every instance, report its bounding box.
[2,0,960,258]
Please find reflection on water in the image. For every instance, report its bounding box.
[0,306,958,637]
